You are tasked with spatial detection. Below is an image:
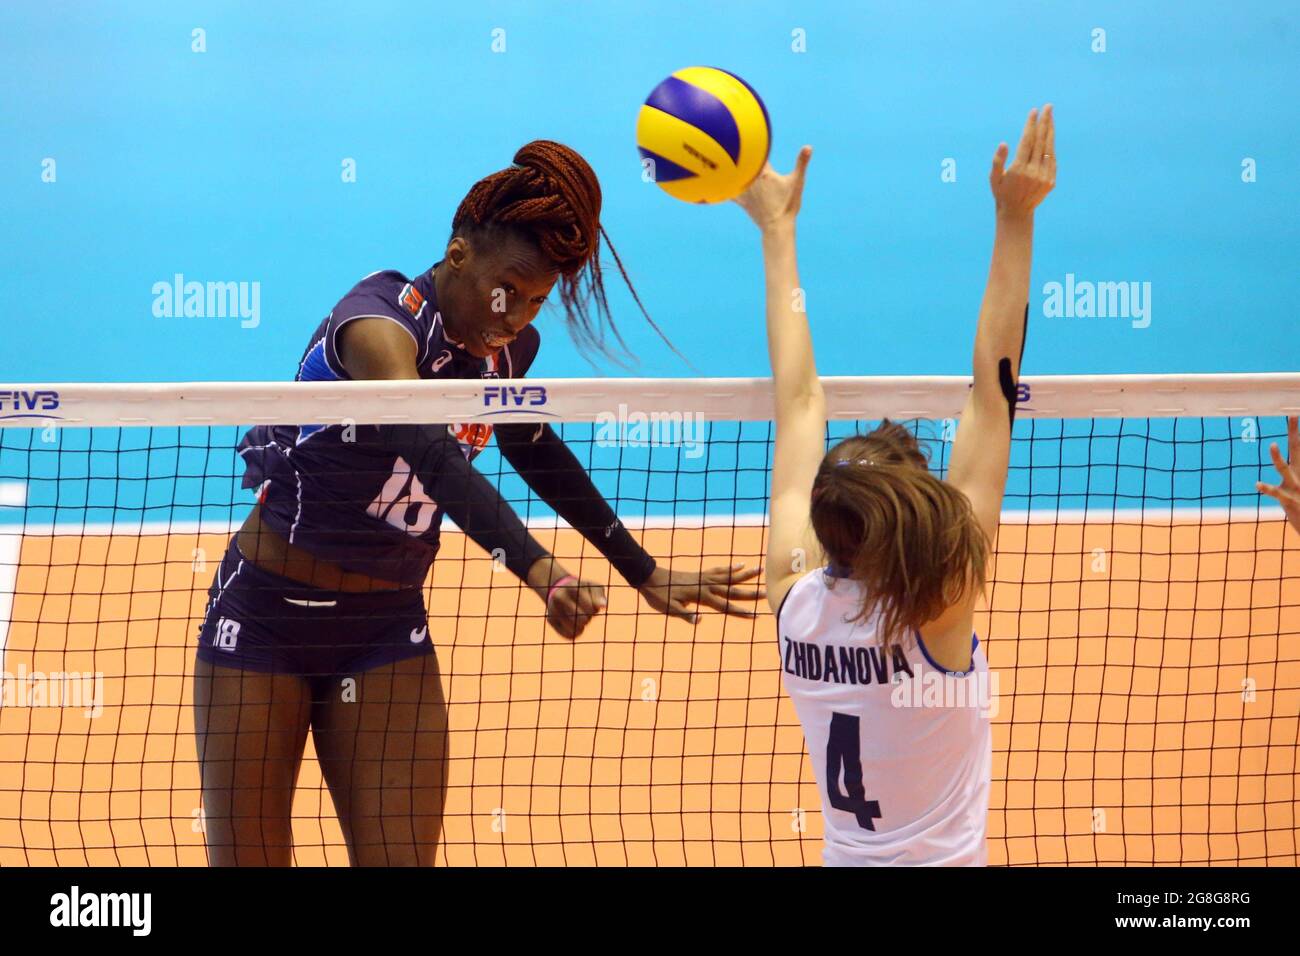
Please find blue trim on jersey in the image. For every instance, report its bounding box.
[298,339,339,383]
[774,576,799,631]
[295,340,339,443]
[819,563,980,674]
[915,630,980,677]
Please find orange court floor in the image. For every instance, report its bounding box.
[0,519,1296,866]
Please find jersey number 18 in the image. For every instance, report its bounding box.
[367,456,438,535]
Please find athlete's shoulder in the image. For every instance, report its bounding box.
[318,268,440,374]
[348,268,409,296]
[335,270,421,323]
[775,566,830,625]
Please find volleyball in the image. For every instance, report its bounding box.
[636,66,772,204]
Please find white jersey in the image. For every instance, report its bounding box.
[778,568,993,866]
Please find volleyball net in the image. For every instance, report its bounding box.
[0,374,1297,866]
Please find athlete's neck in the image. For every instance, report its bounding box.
[431,262,463,344]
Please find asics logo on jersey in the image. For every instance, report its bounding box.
[431,350,454,372]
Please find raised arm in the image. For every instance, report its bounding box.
[947,106,1056,543]
[734,147,825,614]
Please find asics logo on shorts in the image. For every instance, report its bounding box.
[409,626,428,644]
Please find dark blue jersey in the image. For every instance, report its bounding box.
[237,266,541,586]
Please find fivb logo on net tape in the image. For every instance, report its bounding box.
[478,384,555,416]
[0,388,61,421]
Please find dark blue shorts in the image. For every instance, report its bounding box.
[196,538,433,678]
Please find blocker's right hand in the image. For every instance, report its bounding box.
[733,146,812,232]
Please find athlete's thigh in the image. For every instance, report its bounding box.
[311,651,448,866]
[193,657,312,866]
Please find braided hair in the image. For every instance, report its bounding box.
[451,140,679,364]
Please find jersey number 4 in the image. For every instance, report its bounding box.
[826,712,883,831]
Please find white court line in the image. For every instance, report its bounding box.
[0,483,26,507]
[0,532,20,672]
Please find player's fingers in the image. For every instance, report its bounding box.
[699,593,760,619]
[990,142,1009,185]
[549,604,579,639]
[1269,442,1299,487]
[553,590,595,633]
[665,600,700,626]
[1031,103,1052,165]
[790,145,812,193]
[703,562,762,584]
[571,589,597,618]
[1289,416,1299,459]
[710,583,765,602]
[1014,108,1038,166]
[731,164,770,209]
[1043,104,1055,166]
[1258,480,1300,504]
[1259,480,1300,510]
[569,608,594,634]
[575,584,607,616]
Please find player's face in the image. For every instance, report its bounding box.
[443,233,559,359]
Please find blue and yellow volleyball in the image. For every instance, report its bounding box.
[636,66,772,204]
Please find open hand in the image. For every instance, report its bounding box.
[1258,416,1300,534]
[637,562,765,625]
[991,104,1056,217]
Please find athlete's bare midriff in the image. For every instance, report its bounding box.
[235,504,408,593]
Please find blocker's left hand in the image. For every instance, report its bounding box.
[638,563,765,624]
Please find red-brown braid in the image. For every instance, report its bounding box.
[452,140,681,363]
